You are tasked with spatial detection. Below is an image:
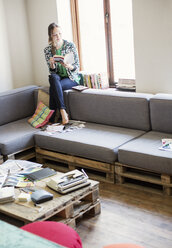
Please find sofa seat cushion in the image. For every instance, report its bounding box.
[0,118,38,155]
[34,122,145,163]
[118,131,172,175]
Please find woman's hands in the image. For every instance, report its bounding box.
[60,61,74,71]
[49,57,55,69]
[49,57,74,71]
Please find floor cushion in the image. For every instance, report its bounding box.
[103,244,145,248]
[21,221,82,248]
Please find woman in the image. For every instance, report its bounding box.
[44,23,80,124]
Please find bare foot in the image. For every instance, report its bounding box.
[60,109,69,125]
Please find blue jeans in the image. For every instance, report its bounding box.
[49,74,78,122]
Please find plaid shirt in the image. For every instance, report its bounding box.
[44,40,80,83]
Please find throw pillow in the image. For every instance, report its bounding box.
[28,101,54,128]
[37,89,60,122]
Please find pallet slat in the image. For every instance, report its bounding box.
[0,177,100,228]
[36,147,115,183]
[3,147,36,162]
[115,163,172,196]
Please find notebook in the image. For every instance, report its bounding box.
[0,187,15,203]
[26,168,57,181]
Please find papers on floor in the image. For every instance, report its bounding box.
[0,187,15,203]
[159,138,172,151]
[44,120,86,135]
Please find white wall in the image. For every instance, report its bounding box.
[26,0,58,86]
[1,0,172,94]
[0,0,13,92]
[3,0,34,89]
[133,0,172,93]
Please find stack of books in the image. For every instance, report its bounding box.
[80,71,109,89]
[47,169,90,194]
[0,187,15,203]
[117,78,136,91]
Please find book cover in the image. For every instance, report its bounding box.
[72,85,89,91]
[53,52,74,64]
[0,187,15,203]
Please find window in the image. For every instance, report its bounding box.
[78,0,107,74]
[56,0,73,42]
[110,0,135,82]
[57,0,135,86]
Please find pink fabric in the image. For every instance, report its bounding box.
[104,244,145,248]
[21,221,82,248]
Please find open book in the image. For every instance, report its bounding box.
[54,52,74,64]
[72,85,89,91]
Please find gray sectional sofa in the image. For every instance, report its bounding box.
[0,85,39,161]
[1,86,172,195]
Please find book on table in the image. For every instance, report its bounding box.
[0,187,15,203]
[25,167,57,181]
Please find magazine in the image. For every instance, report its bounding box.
[159,138,172,151]
[72,85,89,91]
[54,52,74,64]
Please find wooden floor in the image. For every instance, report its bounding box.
[76,182,172,248]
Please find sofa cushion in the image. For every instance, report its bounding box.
[68,89,152,131]
[118,131,172,175]
[0,118,38,155]
[150,94,172,133]
[0,85,38,126]
[34,122,145,163]
[28,102,54,128]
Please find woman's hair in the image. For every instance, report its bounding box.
[48,23,61,55]
[48,22,60,44]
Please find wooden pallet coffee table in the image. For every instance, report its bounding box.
[0,172,100,228]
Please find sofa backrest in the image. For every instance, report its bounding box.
[0,85,38,126]
[150,93,172,133]
[68,89,152,131]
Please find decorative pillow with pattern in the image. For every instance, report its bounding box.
[28,101,54,128]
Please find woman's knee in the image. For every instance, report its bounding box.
[49,74,60,83]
